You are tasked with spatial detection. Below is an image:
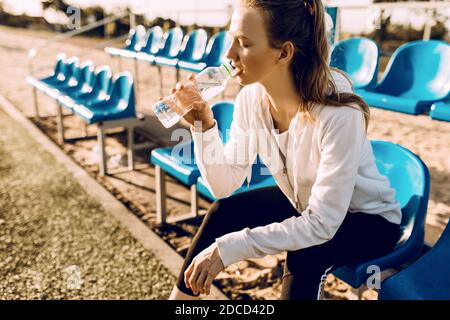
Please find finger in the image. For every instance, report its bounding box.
[187,73,195,81]
[184,261,195,289]
[189,266,200,294]
[175,82,183,90]
[189,264,202,294]
[170,87,176,94]
[158,97,163,101]
[191,101,205,111]
[195,270,208,294]
[204,272,215,296]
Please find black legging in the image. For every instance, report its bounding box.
[176,186,400,300]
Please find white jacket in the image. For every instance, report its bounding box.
[190,71,402,267]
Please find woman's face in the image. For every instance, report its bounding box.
[226,6,281,86]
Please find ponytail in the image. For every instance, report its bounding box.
[242,0,370,130]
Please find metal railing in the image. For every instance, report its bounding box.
[28,12,134,78]
[28,12,136,117]
[327,0,450,41]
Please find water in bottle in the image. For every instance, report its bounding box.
[152,61,235,128]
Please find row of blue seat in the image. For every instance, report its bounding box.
[26,53,142,176]
[27,53,136,124]
[105,25,231,75]
[330,38,450,120]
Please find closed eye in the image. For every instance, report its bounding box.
[229,32,252,48]
[239,40,250,48]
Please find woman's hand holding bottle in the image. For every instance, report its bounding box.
[152,61,234,130]
[165,74,215,132]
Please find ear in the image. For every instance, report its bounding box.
[277,41,295,65]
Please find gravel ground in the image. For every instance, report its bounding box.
[0,108,176,299]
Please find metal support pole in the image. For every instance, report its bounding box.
[158,65,164,97]
[32,87,40,118]
[423,9,433,40]
[129,13,136,30]
[97,125,107,176]
[335,7,341,43]
[118,57,122,72]
[127,125,134,171]
[56,102,65,144]
[176,67,180,83]
[155,165,167,224]
[191,184,199,217]
[134,59,140,106]
[82,121,88,137]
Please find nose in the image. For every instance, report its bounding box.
[225,42,239,65]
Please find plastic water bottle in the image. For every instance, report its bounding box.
[152,61,235,128]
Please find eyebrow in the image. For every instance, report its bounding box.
[228,32,251,41]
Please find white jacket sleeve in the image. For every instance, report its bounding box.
[190,89,256,199]
[215,107,366,267]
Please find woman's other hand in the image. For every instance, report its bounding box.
[184,242,225,295]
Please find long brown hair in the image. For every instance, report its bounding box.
[242,0,370,130]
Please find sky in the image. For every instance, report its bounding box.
[2,0,450,33]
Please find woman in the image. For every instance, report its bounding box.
[168,0,401,300]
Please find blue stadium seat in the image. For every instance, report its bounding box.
[430,100,450,122]
[131,26,164,60]
[151,101,276,224]
[151,140,199,187]
[58,65,112,111]
[104,25,147,58]
[72,71,136,124]
[26,53,70,116]
[43,56,80,96]
[177,31,231,73]
[196,158,276,201]
[325,6,338,45]
[330,37,379,90]
[150,101,233,224]
[154,29,207,69]
[26,53,67,92]
[332,141,430,298]
[135,27,184,64]
[47,61,94,100]
[71,72,142,176]
[379,221,450,300]
[356,40,450,115]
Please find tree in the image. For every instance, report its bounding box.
[371,0,448,43]
[41,0,71,12]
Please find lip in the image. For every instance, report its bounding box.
[230,61,243,76]
[233,67,244,76]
